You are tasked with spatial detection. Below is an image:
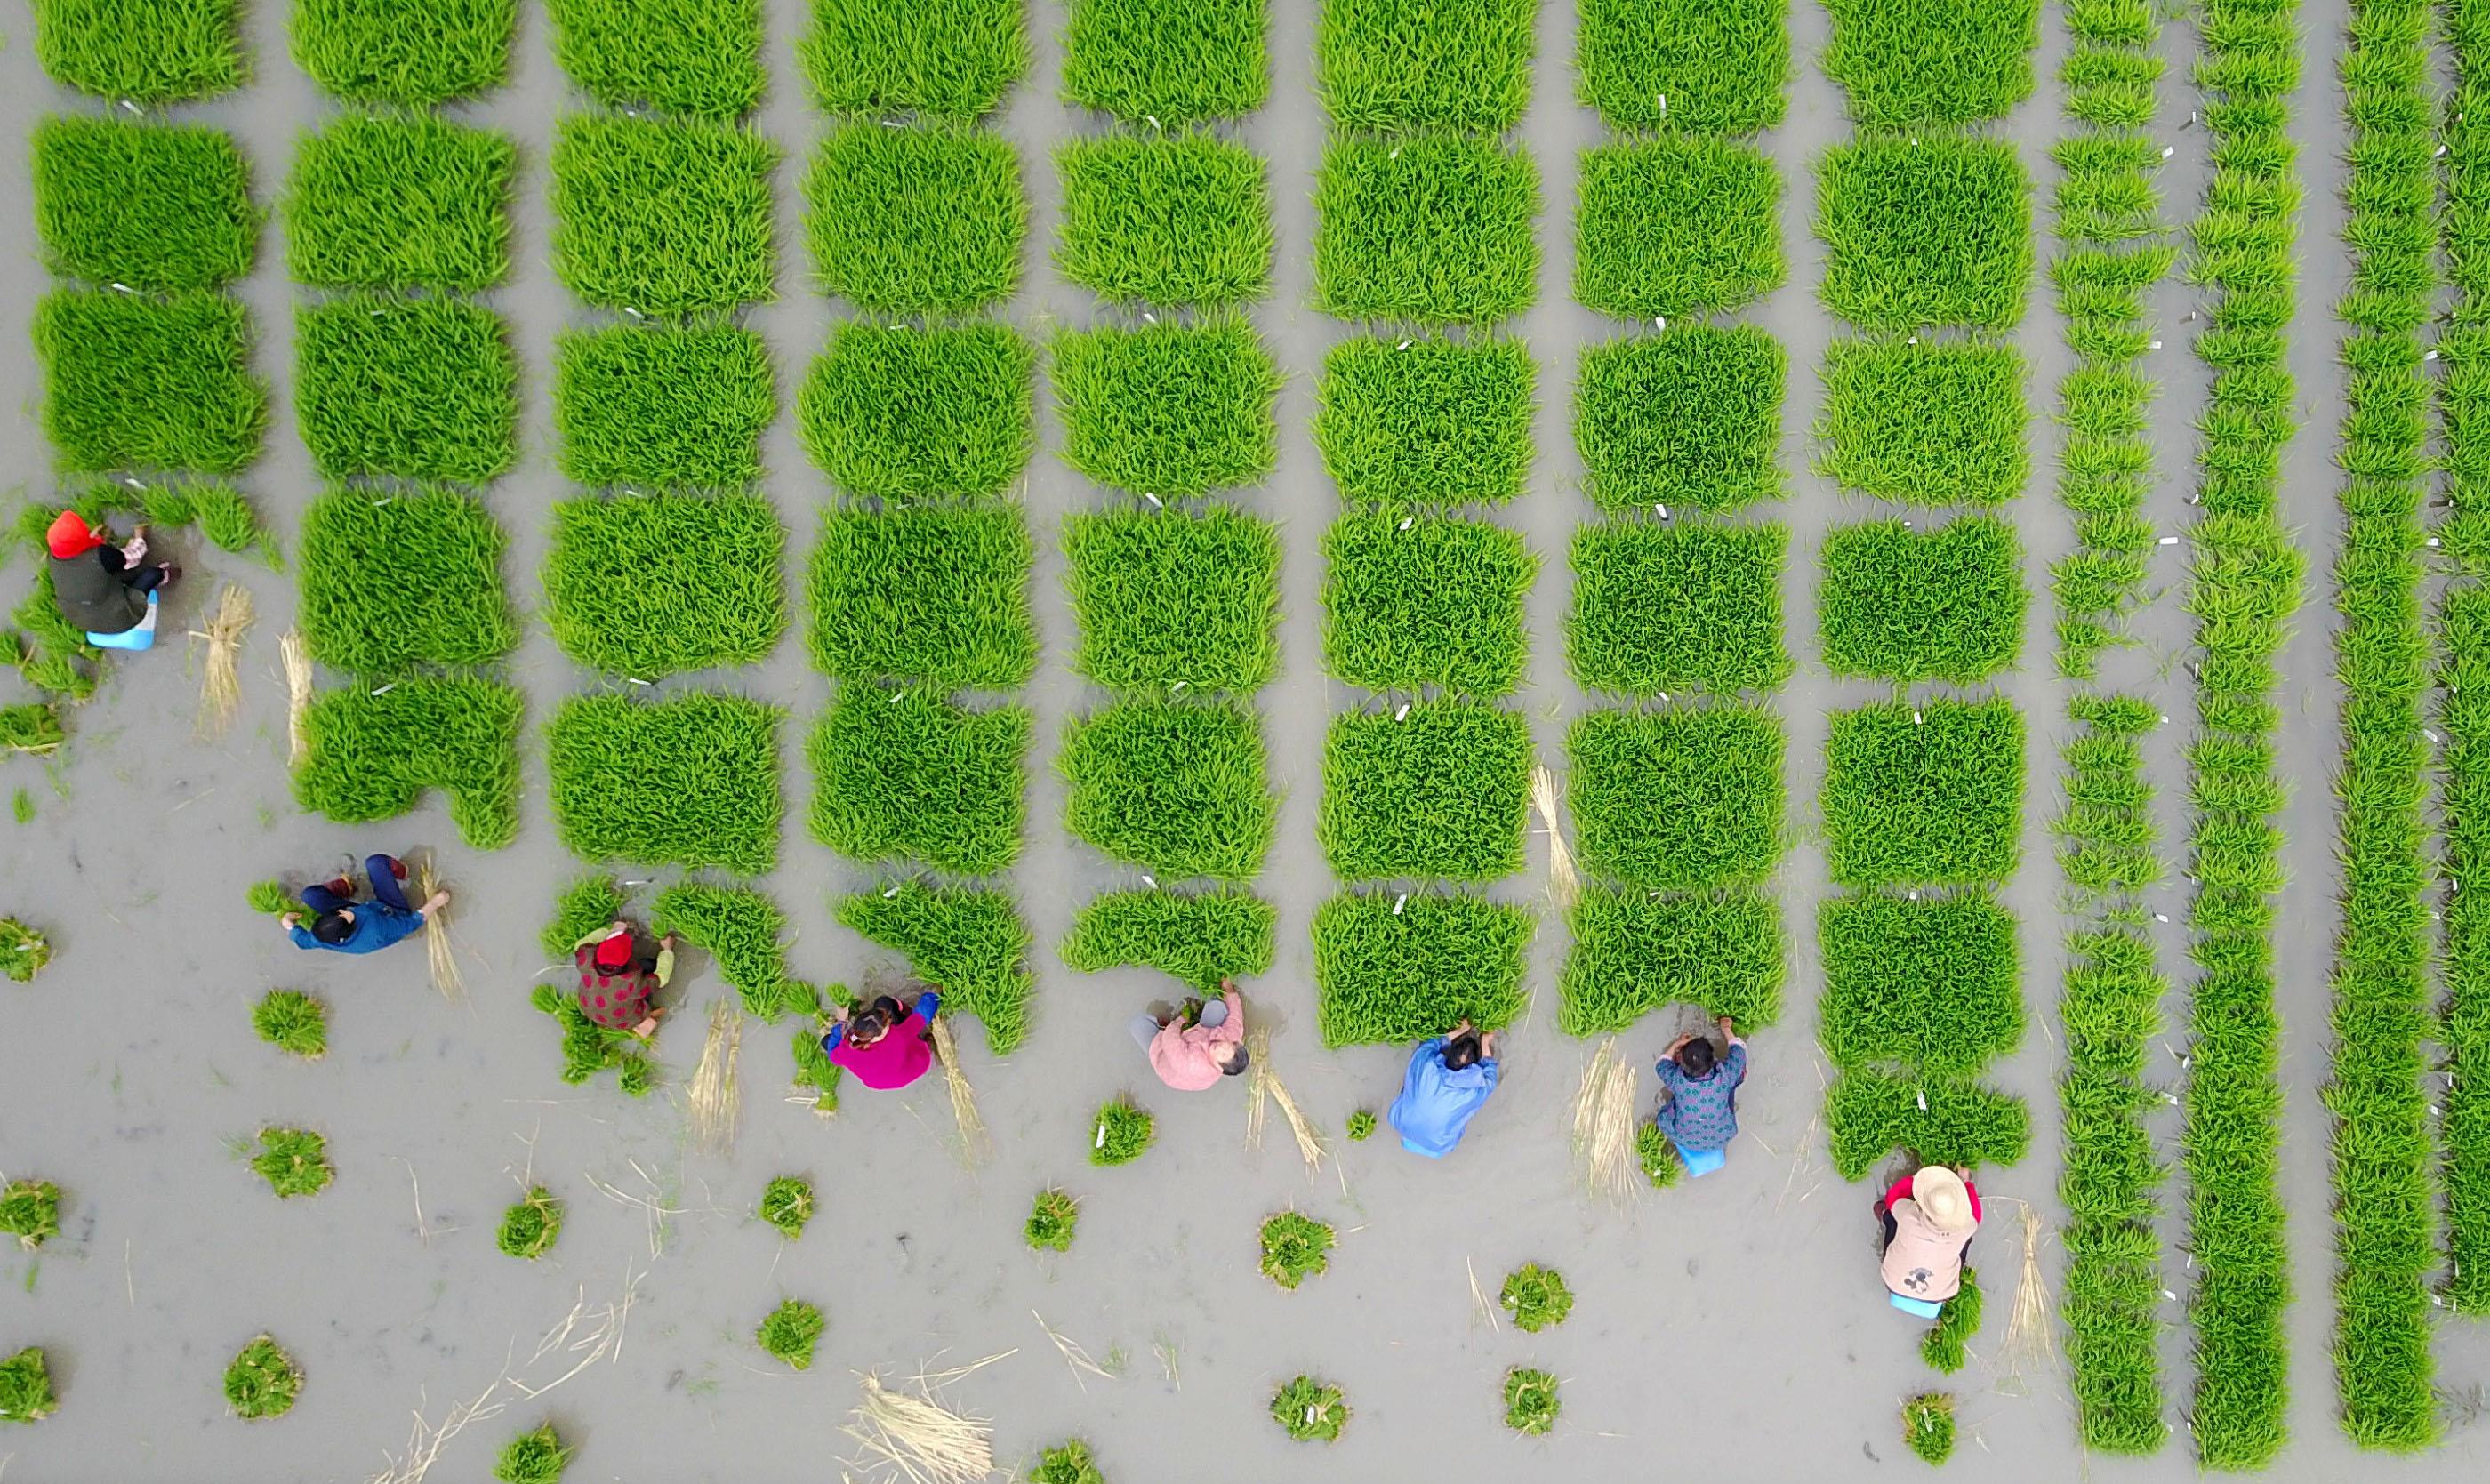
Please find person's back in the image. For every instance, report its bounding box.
[1879,1167,1981,1303]
[46,512,148,634]
[1653,1030,1746,1153]
[825,994,937,1090]
[1388,1027,1499,1157]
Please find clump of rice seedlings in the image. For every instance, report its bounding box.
[807,504,1038,686]
[808,687,1030,877]
[531,982,658,1095]
[1819,518,2027,684]
[1823,1071,2028,1181]
[800,0,1029,117]
[1562,886,1781,1036]
[0,920,53,983]
[1498,1263,1572,1332]
[1576,326,1785,512]
[759,1176,815,1239]
[1313,134,1539,325]
[247,881,295,916]
[1901,1391,1956,1464]
[1636,1121,1683,1189]
[253,990,328,1059]
[1029,1438,1105,1484]
[1820,893,2021,1077]
[250,1128,333,1199]
[1923,1267,1981,1374]
[295,296,519,482]
[806,121,1024,315]
[491,1420,574,1483]
[1062,890,1275,992]
[557,325,774,490]
[294,678,524,849]
[1063,508,1280,692]
[497,1186,562,1260]
[0,1346,55,1424]
[1815,136,2033,331]
[1315,0,1533,131]
[1318,702,1532,883]
[1053,316,1282,497]
[1823,0,2037,126]
[284,114,517,292]
[1568,705,1784,892]
[1059,696,1276,881]
[1257,1212,1334,1290]
[550,113,777,314]
[1503,1367,1559,1435]
[1346,1110,1377,1142]
[293,0,516,104]
[1088,1098,1155,1166]
[1576,0,1788,132]
[224,1334,303,1419]
[1025,1189,1079,1253]
[542,875,626,960]
[1056,132,1273,306]
[34,0,245,100]
[1815,340,2029,508]
[10,790,30,824]
[34,289,268,474]
[1569,519,1793,697]
[2,708,66,758]
[547,0,763,120]
[1821,700,2025,888]
[193,582,253,741]
[757,1298,825,1370]
[545,492,786,678]
[0,1181,62,1250]
[1270,1375,1347,1442]
[298,489,517,674]
[33,116,254,290]
[790,1024,842,1113]
[1322,513,1537,698]
[1313,891,1534,1046]
[799,323,1035,501]
[546,693,785,875]
[1063,0,1266,124]
[1314,336,1535,509]
[837,884,1033,1054]
[1575,137,1783,318]
[651,883,816,1021]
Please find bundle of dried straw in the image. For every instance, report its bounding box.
[280,629,312,766]
[928,1017,990,1167]
[192,582,253,739]
[843,1370,993,1484]
[1529,764,1579,911]
[687,999,742,1155]
[1571,1037,1640,1207]
[414,855,462,1002]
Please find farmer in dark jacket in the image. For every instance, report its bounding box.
[279,853,446,955]
[46,509,178,646]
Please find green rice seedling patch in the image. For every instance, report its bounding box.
[1638,1123,1683,1186]
[1575,137,1784,318]
[528,982,655,1094]
[1568,519,1793,697]
[0,1347,53,1424]
[558,325,773,491]
[1902,1392,1956,1464]
[1815,338,2028,506]
[1322,513,1535,697]
[759,1176,815,1238]
[493,1423,574,1484]
[1823,0,2037,126]
[1063,508,1280,692]
[1498,1263,1571,1331]
[1819,892,2021,1076]
[1560,885,1781,1033]
[542,875,626,959]
[1089,1098,1154,1165]
[297,488,516,674]
[34,289,267,474]
[807,504,1036,685]
[0,921,53,983]
[250,1127,333,1198]
[1504,1367,1559,1434]
[293,0,516,103]
[253,990,328,1059]
[837,882,1033,1052]
[9,791,29,825]
[3,710,66,759]
[1312,891,1534,1045]
[1816,135,2032,331]
[1062,890,1276,991]
[1258,1211,1333,1288]
[295,296,518,482]
[294,678,523,847]
[496,1186,562,1259]
[1059,696,1274,880]
[1272,1376,1349,1442]
[800,322,1034,500]
[1569,705,1784,890]
[551,114,776,314]
[1053,316,1281,496]
[1821,699,2023,888]
[33,117,253,290]
[1030,1440,1104,1484]
[1824,1070,2028,1179]
[651,883,820,1019]
[808,686,1030,876]
[223,1335,301,1419]
[1056,132,1272,306]
[1314,134,1540,325]
[1575,0,1788,132]
[1025,1188,1078,1252]
[800,0,1028,117]
[34,0,239,99]
[547,0,764,119]
[1315,0,1534,132]
[807,122,1022,315]
[1922,1267,1980,1373]
[245,881,294,916]
[1576,325,1784,512]
[1818,517,2026,682]
[0,1181,61,1250]
[1319,702,1530,882]
[756,1298,824,1369]
[1063,0,1267,124]
[544,493,784,677]
[1315,337,1535,509]
[547,693,783,874]
[285,114,515,291]
[1346,1109,1377,1140]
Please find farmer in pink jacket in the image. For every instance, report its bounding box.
[820,990,940,1091]
[1131,979,1249,1090]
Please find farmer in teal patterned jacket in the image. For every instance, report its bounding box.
[1651,1015,1748,1154]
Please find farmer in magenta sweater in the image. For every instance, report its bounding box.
[1131,980,1249,1090]
[820,991,940,1090]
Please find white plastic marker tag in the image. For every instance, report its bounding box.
[1142,874,1157,889]
[1145,115,1161,130]
[1657,94,1667,114]
[2149,341,2164,349]
[1389,148,1401,160]
[370,683,397,697]
[1142,312,1156,324]
[2154,913,2169,923]
[1913,710,1924,725]
[1398,516,1415,531]
[121,100,142,115]
[883,885,902,898]
[2162,146,2175,159]
[1658,504,1670,519]
[2165,1093,2181,1105]
[2163,1289,2180,1301]
[1398,340,1413,350]
[1392,894,1409,915]
[109,282,133,293]
[1170,679,1188,692]
[2158,536,2180,546]
[2427,349,2441,361]
[1658,692,1670,703]
[122,477,144,490]
[1143,492,1163,508]
[1655,316,1667,331]
[2430,536,2443,547]
[1916,1087,1928,1111]
[1096,1122,1108,1150]
[2428,729,2443,742]
[625,677,651,686]
[1908,335,1918,346]
[624,307,644,318]
[1394,702,1411,721]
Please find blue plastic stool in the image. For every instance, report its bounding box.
[1890,1293,1944,1321]
[86,592,159,652]
[1675,1143,1727,1178]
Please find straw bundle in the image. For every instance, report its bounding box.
[843,1371,992,1484]
[1529,765,1580,911]
[928,1017,990,1167]
[2001,1205,2058,1387]
[191,582,253,739]
[1571,1037,1640,1207]
[280,629,312,766]
[687,999,743,1155]
[415,855,462,1002]
[1240,1026,1325,1174]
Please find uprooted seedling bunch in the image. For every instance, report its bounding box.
[252,990,328,1059]
[1258,1212,1335,1291]
[0,1179,62,1250]
[0,1347,54,1424]
[0,918,52,983]
[1503,1366,1559,1435]
[1922,1268,1980,1374]
[1271,1375,1348,1442]
[1499,1263,1573,1334]
[250,1127,333,1199]
[757,1298,825,1371]
[1903,1391,1956,1464]
[492,1420,574,1483]
[497,1186,563,1260]
[1346,1109,1377,1142]
[1089,1098,1154,1167]
[1029,1438,1104,1484]
[1025,1189,1079,1254]
[759,1176,815,1239]
[224,1335,303,1420]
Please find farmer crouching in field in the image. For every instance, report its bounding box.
[1650,1014,1748,1159]
[573,918,674,1039]
[280,852,446,955]
[822,990,940,1090]
[1387,1018,1501,1157]
[1876,1164,1982,1304]
[46,509,180,651]
[1133,978,1249,1090]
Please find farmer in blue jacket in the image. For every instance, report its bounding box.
[1388,1020,1502,1157]
[279,853,446,955]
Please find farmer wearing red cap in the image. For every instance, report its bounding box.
[572,919,674,1039]
[45,509,179,648]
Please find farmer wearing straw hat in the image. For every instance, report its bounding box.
[279,852,446,955]
[45,509,180,650]
[1876,1164,1984,1304]
[1132,978,1249,1090]
[1387,1018,1501,1157]
[822,990,941,1090]
[572,918,675,1039]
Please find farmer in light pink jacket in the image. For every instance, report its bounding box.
[1130,979,1250,1090]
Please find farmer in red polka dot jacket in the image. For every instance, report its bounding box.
[571,918,674,1039]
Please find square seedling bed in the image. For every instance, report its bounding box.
[294,676,523,848]
[1061,887,1278,990]
[547,691,784,873]
[1063,507,1280,693]
[292,0,517,105]
[809,686,1031,876]
[547,0,765,119]
[295,296,518,483]
[1575,137,1784,319]
[1568,704,1785,891]
[1315,337,1535,509]
[800,0,1029,118]
[806,122,1023,315]
[807,504,1037,686]
[1058,696,1275,881]
[33,117,254,290]
[1826,1069,2029,1181]
[557,325,775,490]
[1575,325,1785,512]
[1560,884,1782,1034]
[1056,132,1273,306]
[1822,0,2039,127]
[1321,512,1536,697]
[1817,135,2032,331]
[544,492,785,677]
[1312,890,1536,1046]
[1815,338,2028,506]
[837,882,1034,1053]
[799,323,1035,500]
[1575,0,1789,133]
[1819,890,2022,1076]
[1819,517,2027,683]
[1313,135,1540,325]
[35,0,245,101]
[298,488,518,674]
[1319,701,1531,882]
[551,113,776,314]
[284,114,517,292]
[1315,0,1537,132]
[1821,698,2024,888]
[34,289,267,474]
[1062,0,1268,124]
[1568,518,1792,697]
[1053,317,1281,496]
